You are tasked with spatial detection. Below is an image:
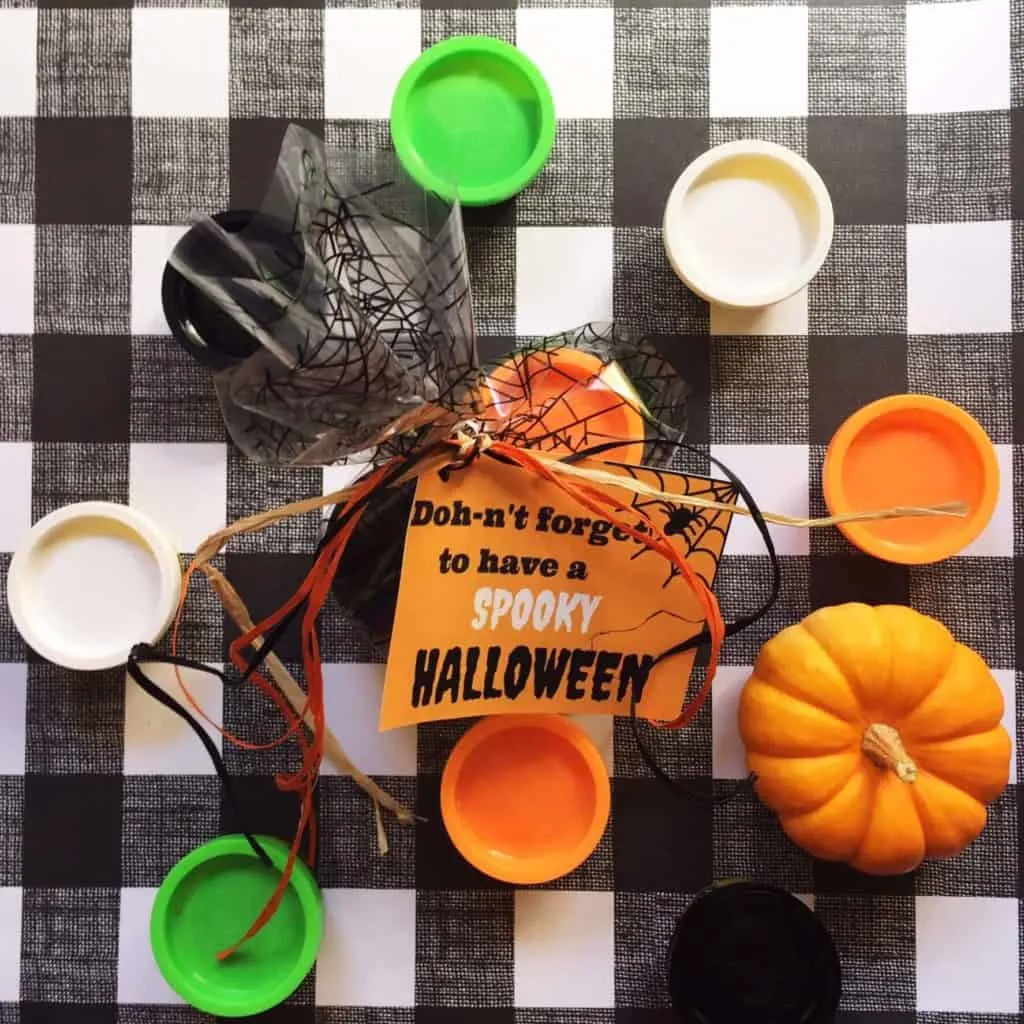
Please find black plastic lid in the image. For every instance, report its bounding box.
[668,882,841,1024]
[160,209,302,371]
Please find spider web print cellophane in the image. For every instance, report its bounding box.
[168,122,479,467]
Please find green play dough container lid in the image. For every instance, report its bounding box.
[149,834,323,1018]
[390,35,556,206]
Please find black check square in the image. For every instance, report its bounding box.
[229,9,325,118]
[415,773,505,891]
[221,774,312,851]
[422,7,513,47]
[0,119,34,223]
[908,112,1012,224]
[613,119,707,228]
[222,552,315,664]
[21,888,119,1002]
[317,596,378,665]
[809,225,906,335]
[908,334,1013,444]
[644,333,710,445]
[813,859,915,899]
[0,776,23,887]
[130,336,227,444]
[810,553,910,608]
[614,227,708,334]
[612,1013,675,1024]
[23,775,123,887]
[614,892,689,1010]
[32,335,131,443]
[809,5,905,116]
[37,9,131,117]
[35,118,131,226]
[415,891,514,1007]
[715,556,810,666]
[318,774,416,888]
[316,1013,412,1024]
[613,778,712,893]
[466,227,515,335]
[614,8,708,118]
[31,443,129,520]
[709,336,808,444]
[1015,221,1024,333]
[814,895,915,1012]
[417,1014,511,1024]
[914,787,1018,898]
[709,117,806,156]
[132,118,230,225]
[120,775,220,886]
[712,786,814,892]
[519,120,614,228]
[34,225,131,335]
[911,558,1014,670]
[226,446,321,553]
[808,116,907,225]
[24,1008,116,1024]
[518,1014,613,1024]
[808,335,907,446]
[614,692,710,780]
[24,663,124,773]
[0,335,33,442]
[230,117,325,211]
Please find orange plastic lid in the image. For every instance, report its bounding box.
[440,715,611,885]
[480,348,647,462]
[823,394,999,564]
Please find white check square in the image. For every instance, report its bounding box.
[0,10,37,117]
[515,226,613,336]
[316,888,416,1007]
[132,10,230,118]
[130,443,227,553]
[322,663,417,777]
[710,444,810,557]
[710,6,808,118]
[517,9,614,119]
[907,0,1010,114]
[0,442,32,554]
[123,662,222,776]
[118,888,183,1003]
[711,288,808,337]
[514,890,614,1008]
[324,10,421,119]
[916,896,1019,1012]
[0,225,35,334]
[711,664,753,780]
[907,221,1012,335]
[131,225,188,336]
[0,888,22,1000]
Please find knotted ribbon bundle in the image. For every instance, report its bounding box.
[137,123,969,960]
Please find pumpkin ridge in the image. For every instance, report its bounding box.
[879,607,958,724]
[757,624,863,724]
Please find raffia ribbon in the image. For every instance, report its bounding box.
[179,430,968,852]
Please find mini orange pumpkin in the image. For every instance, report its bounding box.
[738,603,1011,875]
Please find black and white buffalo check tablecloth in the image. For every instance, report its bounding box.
[0,0,1022,1021]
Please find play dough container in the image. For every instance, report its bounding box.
[6,502,182,671]
[390,36,556,206]
[441,715,610,884]
[668,882,841,1024]
[150,834,323,1017]
[823,394,998,564]
[480,347,647,462]
[663,140,834,308]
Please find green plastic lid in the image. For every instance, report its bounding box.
[390,35,556,206]
[150,834,323,1018]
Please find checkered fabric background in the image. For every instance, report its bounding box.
[0,0,1020,1021]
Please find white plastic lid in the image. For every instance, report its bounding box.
[663,140,834,309]
[6,502,182,672]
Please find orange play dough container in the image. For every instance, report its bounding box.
[823,394,998,564]
[440,715,611,885]
[480,347,647,462]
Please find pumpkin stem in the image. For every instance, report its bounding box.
[862,723,918,783]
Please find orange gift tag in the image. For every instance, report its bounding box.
[380,456,737,729]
